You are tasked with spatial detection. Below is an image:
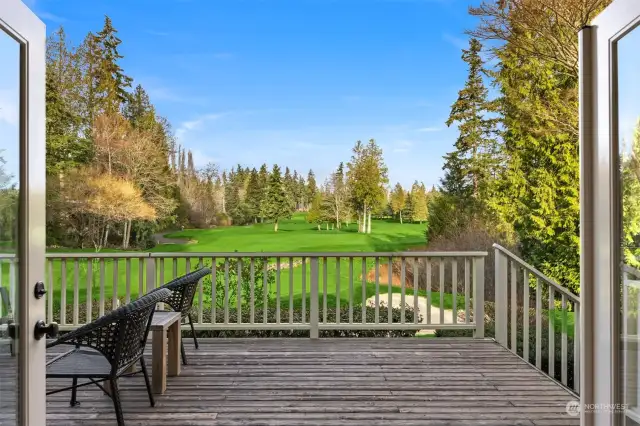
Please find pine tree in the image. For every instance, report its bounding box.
[411,181,428,224]
[94,16,133,114]
[403,192,414,223]
[389,183,406,223]
[441,38,497,203]
[258,163,269,222]
[306,169,317,209]
[246,168,262,223]
[264,165,293,232]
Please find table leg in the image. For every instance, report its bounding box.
[152,329,167,394]
[168,320,181,377]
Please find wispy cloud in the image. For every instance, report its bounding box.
[146,85,209,106]
[416,126,442,132]
[38,11,67,23]
[176,113,225,140]
[146,30,171,37]
[391,140,414,154]
[443,33,468,50]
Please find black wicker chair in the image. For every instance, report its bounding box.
[150,267,211,365]
[46,288,171,426]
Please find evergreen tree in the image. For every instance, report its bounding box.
[389,183,406,223]
[441,38,497,203]
[246,168,262,223]
[94,16,133,114]
[258,163,269,222]
[264,165,293,232]
[403,191,414,223]
[306,169,317,208]
[411,181,428,224]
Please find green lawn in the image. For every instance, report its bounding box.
[0,213,575,337]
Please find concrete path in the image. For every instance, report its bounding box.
[365,293,465,329]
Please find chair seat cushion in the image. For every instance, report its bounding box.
[47,348,112,378]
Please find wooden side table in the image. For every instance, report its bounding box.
[150,310,182,394]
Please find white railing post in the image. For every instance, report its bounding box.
[145,256,156,294]
[310,257,319,339]
[473,257,485,338]
[495,248,508,346]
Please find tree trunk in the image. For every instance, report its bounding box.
[317,224,321,231]
[399,211,403,224]
[103,224,110,248]
[125,219,132,248]
[326,223,329,231]
[367,211,372,234]
[274,220,279,232]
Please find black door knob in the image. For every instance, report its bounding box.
[34,320,59,340]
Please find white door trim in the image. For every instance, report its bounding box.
[0,1,47,425]
[581,0,640,425]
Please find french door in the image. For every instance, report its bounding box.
[580,0,640,425]
[0,1,47,425]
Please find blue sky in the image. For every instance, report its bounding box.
[24,0,483,188]
[5,0,638,189]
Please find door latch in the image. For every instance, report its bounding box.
[34,320,58,340]
[34,281,46,299]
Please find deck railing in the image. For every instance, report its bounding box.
[0,251,487,338]
[493,244,580,394]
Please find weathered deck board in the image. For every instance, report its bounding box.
[15,338,581,425]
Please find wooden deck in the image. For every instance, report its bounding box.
[36,338,580,425]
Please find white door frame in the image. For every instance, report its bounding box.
[580,0,640,425]
[0,1,47,425]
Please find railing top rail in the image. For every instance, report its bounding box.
[493,243,580,303]
[623,264,640,278]
[149,251,489,258]
[0,251,489,259]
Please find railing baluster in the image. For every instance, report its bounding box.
[158,258,165,311]
[237,258,242,324]
[335,258,340,324]
[211,257,216,324]
[473,257,484,338]
[173,258,177,279]
[61,259,67,325]
[138,258,143,297]
[523,271,530,363]
[361,257,366,324]
[574,302,580,392]
[511,261,517,353]
[548,286,555,378]
[561,294,568,386]
[464,258,470,324]
[439,258,444,324]
[250,258,255,325]
[73,260,79,325]
[349,257,354,324]
[323,257,328,324]
[310,257,319,339]
[224,258,229,324]
[112,259,118,310]
[263,258,268,324]
[125,258,131,304]
[290,257,294,324]
[99,259,105,317]
[536,278,542,369]
[302,257,307,323]
[85,259,92,323]
[400,257,406,324]
[375,257,380,324]
[9,260,15,314]
[276,257,281,324]
[452,259,457,325]
[198,257,204,324]
[388,256,393,324]
[413,258,418,324]
[47,259,54,324]
[427,260,432,325]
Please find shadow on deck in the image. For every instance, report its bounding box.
[41,338,578,426]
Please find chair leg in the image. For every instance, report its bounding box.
[140,357,155,407]
[181,339,188,365]
[188,314,199,349]
[109,378,125,426]
[70,377,80,406]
